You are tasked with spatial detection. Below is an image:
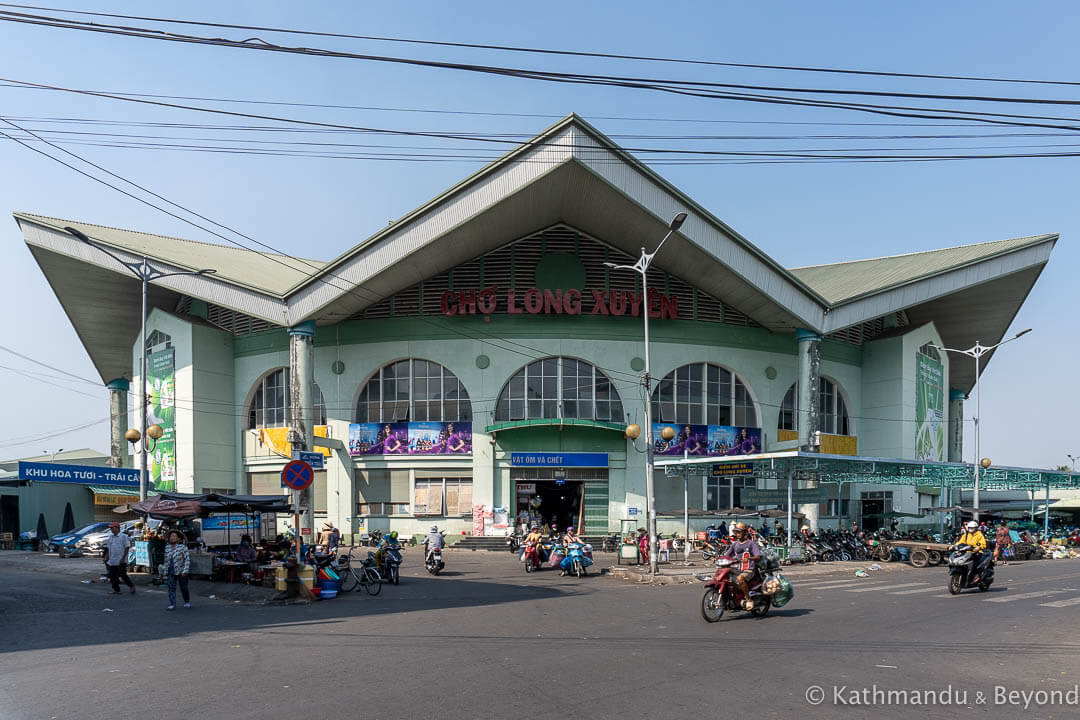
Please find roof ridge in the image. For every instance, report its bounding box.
[14,211,326,265]
[789,233,1055,271]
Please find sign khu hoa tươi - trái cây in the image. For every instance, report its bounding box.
[440,287,679,319]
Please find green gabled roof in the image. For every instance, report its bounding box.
[15,212,325,297]
[789,233,1058,305]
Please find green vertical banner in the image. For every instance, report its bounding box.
[915,352,945,461]
[147,347,176,490]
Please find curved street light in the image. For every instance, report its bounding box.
[65,226,216,501]
[606,212,687,575]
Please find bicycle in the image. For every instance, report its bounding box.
[335,546,382,595]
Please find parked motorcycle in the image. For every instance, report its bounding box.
[560,542,593,578]
[507,533,520,554]
[425,546,444,575]
[701,556,771,622]
[379,544,403,585]
[947,543,994,594]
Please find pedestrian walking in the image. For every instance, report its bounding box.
[103,522,135,595]
[163,530,191,610]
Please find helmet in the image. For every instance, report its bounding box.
[965,521,978,530]
[430,525,439,532]
[530,524,538,530]
[801,525,810,532]
[566,526,575,532]
[733,522,747,533]
[109,522,120,529]
[390,530,399,539]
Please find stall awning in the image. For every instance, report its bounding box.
[87,486,149,506]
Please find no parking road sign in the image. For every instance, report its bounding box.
[282,459,314,491]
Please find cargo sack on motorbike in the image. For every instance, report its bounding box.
[770,574,794,607]
[762,574,782,595]
[762,548,782,573]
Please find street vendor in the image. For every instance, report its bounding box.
[235,534,258,564]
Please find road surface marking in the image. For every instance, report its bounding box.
[1038,596,1080,608]
[803,582,884,591]
[984,590,1066,603]
[889,586,945,595]
[846,582,929,593]
[801,580,886,590]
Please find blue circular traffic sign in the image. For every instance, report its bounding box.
[282,460,314,491]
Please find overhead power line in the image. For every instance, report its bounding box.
[6,12,1080,133]
[3,2,1080,88]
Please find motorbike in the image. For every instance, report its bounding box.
[522,541,541,573]
[947,543,994,594]
[379,544,403,585]
[507,532,521,554]
[560,542,594,578]
[366,529,384,547]
[425,546,445,575]
[701,555,771,622]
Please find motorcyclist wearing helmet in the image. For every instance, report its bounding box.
[953,521,987,553]
[524,524,544,547]
[721,522,763,610]
[424,525,445,561]
[562,525,582,547]
[953,520,989,578]
[375,530,400,569]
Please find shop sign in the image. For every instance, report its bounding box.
[293,451,324,470]
[711,462,754,476]
[740,487,832,505]
[510,452,608,468]
[628,507,640,516]
[515,482,537,495]
[652,424,763,458]
[348,422,472,456]
[441,287,679,320]
[18,461,139,487]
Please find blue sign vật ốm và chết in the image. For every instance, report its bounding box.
[509,452,608,468]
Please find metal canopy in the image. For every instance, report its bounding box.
[656,451,1080,491]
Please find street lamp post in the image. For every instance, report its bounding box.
[933,328,1031,519]
[1067,454,1078,472]
[65,226,216,501]
[606,212,687,575]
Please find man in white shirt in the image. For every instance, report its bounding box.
[103,522,135,595]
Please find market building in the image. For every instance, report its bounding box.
[13,115,1060,539]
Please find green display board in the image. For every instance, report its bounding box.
[147,347,176,491]
[915,352,945,461]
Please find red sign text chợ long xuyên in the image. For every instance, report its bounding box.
[440,287,679,319]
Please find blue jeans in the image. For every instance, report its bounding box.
[167,574,190,606]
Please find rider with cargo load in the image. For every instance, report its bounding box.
[722,522,763,611]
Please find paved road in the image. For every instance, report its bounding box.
[3,550,1079,719]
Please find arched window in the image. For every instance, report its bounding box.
[355,359,471,423]
[918,343,941,363]
[495,357,624,423]
[778,377,850,435]
[650,363,757,426]
[247,368,327,429]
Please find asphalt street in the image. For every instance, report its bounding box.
[3,550,1080,720]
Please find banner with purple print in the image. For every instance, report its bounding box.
[349,422,472,456]
[652,424,762,457]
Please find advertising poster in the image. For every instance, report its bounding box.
[915,353,945,461]
[146,348,176,491]
[652,424,762,457]
[349,421,472,455]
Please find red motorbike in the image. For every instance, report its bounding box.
[523,542,540,573]
[701,555,771,622]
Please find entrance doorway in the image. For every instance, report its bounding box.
[0,495,18,534]
[860,490,893,532]
[512,468,608,534]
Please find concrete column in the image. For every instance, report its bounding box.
[796,329,822,530]
[106,378,129,468]
[288,321,316,537]
[948,388,965,463]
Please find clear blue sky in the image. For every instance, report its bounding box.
[0,1,1075,469]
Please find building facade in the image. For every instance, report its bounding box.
[15,116,1057,538]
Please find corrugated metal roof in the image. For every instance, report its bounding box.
[14,212,325,297]
[789,234,1057,305]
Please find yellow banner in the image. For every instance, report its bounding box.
[777,429,857,455]
[258,426,332,459]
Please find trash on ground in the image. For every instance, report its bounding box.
[869,564,883,571]
[208,594,216,599]
[855,569,870,578]
[102,608,113,612]
[80,580,91,584]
